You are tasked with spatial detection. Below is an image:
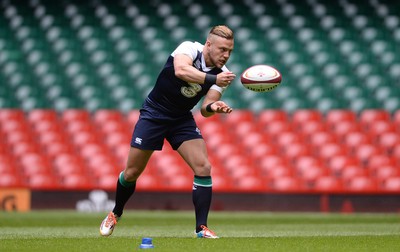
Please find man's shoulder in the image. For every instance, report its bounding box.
[178,41,203,51]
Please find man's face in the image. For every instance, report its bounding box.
[206,35,234,68]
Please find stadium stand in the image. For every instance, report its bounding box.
[0,0,399,193]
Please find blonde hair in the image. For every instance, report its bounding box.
[208,25,234,40]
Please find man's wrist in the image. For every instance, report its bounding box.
[204,73,217,85]
[206,102,215,113]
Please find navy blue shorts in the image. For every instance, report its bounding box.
[130,115,203,150]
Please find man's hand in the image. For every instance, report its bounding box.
[210,101,233,113]
[216,71,236,87]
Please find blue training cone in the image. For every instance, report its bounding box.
[139,237,154,249]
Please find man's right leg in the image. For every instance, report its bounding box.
[100,147,153,236]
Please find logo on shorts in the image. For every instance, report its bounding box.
[196,127,201,135]
[135,137,142,145]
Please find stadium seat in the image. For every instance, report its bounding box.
[62,109,91,123]
[27,109,58,123]
[257,109,288,124]
[378,132,400,153]
[359,109,391,129]
[270,176,304,191]
[0,109,25,122]
[366,120,396,142]
[345,176,377,192]
[0,173,21,187]
[313,176,343,191]
[325,110,357,126]
[354,143,381,164]
[381,177,400,191]
[28,174,58,189]
[291,109,323,127]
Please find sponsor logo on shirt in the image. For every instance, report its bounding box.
[181,83,202,98]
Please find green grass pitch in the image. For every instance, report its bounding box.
[1,210,400,252]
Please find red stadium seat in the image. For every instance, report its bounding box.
[79,143,107,160]
[126,109,140,125]
[381,177,400,191]
[308,131,337,147]
[28,109,58,123]
[65,119,95,133]
[0,157,15,173]
[12,141,41,157]
[5,131,32,145]
[62,109,91,123]
[164,174,192,190]
[276,131,301,146]
[62,174,92,189]
[354,143,380,164]
[340,165,368,181]
[378,132,400,153]
[297,121,326,138]
[0,109,25,123]
[270,176,304,191]
[28,174,58,189]
[367,154,396,170]
[283,143,311,162]
[20,161,52,177]
[247,142,276,161]
[257,109,288,125]
[105,131,130,148]
[393,110,400,130]
[314,176,343,191]
[328,155,359,176]
[296,164,329,183]
[224,110,254,125]
[359,110,391,130]
[70,131,100,146]
[260,164,293,180]
[393,145,400,164]
[366,121,396,142]
[294,156,321,171]
[235,175,266,191]
[193,110,222,126]
[1,120,31,139]
[0,173,21,187]
[371,165,399,183]
[94,109,123,123]
[97,174,118,190]
[291,110,323,133]
[98,120,129,135]
[317,143,346,162]
[39,131,67,146]
[32,120,62,134]
[241,132,269,148]
[343,132,370,154]
[325,110,357,126]
[262,121,292,138]
[292,109,323,124]
[329,121,361,140]
[259,155,286,172]
[232,121,259,138]
[211,175,233,192]
[345,176,377,192]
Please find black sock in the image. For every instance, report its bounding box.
[112,172,136,217]
[192,175,212,232]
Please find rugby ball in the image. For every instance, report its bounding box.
[240,65,282,92]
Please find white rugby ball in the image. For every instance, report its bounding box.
[240,65,282,92]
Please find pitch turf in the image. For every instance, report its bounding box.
[1,210,399,252]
